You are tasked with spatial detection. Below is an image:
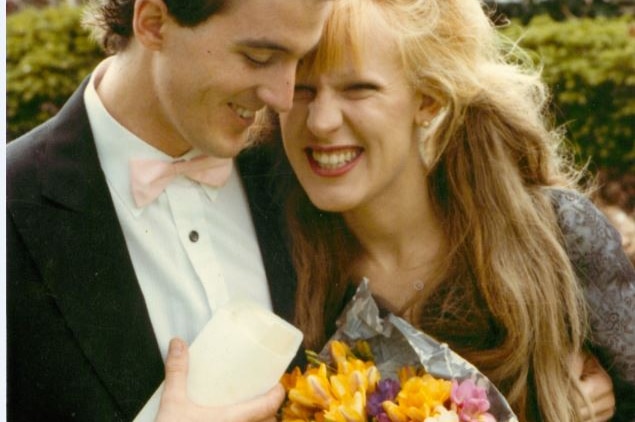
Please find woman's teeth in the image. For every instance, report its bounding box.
[311,148,360,169]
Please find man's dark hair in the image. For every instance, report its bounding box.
[85,0,227,54]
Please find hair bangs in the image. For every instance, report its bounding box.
[297,0,376,78]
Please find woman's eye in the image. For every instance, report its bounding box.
[344,83,379,98]
[347,83,378,92]
[293,85,316,101]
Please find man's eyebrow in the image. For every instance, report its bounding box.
[236,39,292,54]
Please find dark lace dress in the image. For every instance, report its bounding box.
[332,189,635,420]
[552,189,635,421]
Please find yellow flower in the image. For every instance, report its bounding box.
[280,341,381,422]
[281,401,316,421]
[324,391,367,422]
[288,363,334,408]
[365,365,381,392]
[383,374,452,421]
[329,373,351,401]
[398,366,419,384]
[383,401,409,422]
[401,374,452,409]
[329,341,380,395]
[330,340,352,365]
[352,340,374,361]
[281,367,303,391]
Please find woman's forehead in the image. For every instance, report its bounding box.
[298,14,396,77]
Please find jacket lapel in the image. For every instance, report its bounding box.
[8,81,164,419]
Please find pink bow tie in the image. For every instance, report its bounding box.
[130,155,233,208]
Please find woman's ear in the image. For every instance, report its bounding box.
[133,0,169,50]
[414,93,443,127]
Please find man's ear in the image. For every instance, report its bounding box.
[133,0,169,50]
[414,93,443,127]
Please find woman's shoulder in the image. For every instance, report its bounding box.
[546,187,633,286]
[547,188,620,258]
[548,187,604,231]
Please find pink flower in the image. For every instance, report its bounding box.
[451,379,496,422]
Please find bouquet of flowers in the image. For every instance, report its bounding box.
[280,280,518,422]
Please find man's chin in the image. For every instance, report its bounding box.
[205,144,246,159]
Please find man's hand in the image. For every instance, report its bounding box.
[571,350,616,422]
[156,338,285,422]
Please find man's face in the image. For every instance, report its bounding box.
[149,0,331,157]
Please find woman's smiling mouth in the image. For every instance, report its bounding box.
[305,146,363,176]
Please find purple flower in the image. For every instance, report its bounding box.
[376,414,393,422]
[367,378,401,417]
[451,379,496,422]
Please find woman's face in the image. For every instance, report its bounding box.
[279,24,432,215]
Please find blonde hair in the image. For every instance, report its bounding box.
[282,1,590,421]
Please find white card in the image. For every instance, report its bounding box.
[134,300,303,421]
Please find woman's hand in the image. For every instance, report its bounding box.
[155,338,285,422]
[571,350,616,422]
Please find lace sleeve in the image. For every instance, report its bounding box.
[551,189,635,417]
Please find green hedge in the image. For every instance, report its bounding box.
[500,15,635,172]
[5,7,635,172]
[6,5,104,140]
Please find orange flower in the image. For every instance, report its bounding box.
[281,341,382,422]
[281,367,303,391]
[383,374,452,421]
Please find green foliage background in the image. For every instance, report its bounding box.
[501,15,635,173]
[6,5,104,140]
[5,6,635,172]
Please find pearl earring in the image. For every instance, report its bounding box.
[419,119,430,128]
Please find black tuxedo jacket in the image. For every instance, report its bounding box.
[6,79,297,421]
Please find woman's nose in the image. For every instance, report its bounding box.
[306,93,342,137]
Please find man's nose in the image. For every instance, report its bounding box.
[257,66,295,113]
